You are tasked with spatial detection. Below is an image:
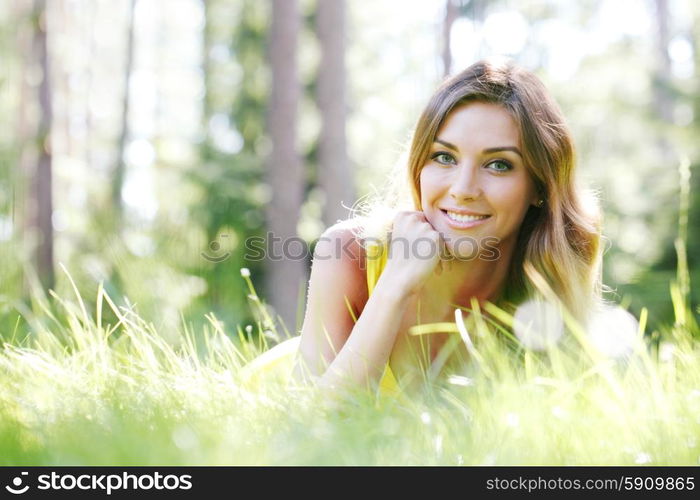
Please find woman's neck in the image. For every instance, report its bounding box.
[423,240,515,309]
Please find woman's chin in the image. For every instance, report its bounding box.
[441,238,482,262]
[446,233,508,262]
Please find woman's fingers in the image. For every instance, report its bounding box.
[383,210,446,294]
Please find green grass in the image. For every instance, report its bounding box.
[0,261,698,465]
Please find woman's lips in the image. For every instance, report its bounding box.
[440,209,491,229]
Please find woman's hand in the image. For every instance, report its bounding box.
[379,210,450,297]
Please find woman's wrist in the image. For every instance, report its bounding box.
[373,273,419,304]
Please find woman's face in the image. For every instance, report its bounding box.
[419,101,539,260]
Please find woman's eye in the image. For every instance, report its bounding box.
[431,152,456,165]
[486,160,512,172]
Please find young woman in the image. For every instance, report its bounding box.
[288,59,602,395]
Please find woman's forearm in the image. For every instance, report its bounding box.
[318,276,413,391]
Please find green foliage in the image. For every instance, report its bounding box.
[186,0,272,330]
[0,267,699,465]
[618,159,699,332]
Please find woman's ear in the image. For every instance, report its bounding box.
[531,187,545,208]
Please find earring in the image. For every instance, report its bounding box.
[536,199,544,207]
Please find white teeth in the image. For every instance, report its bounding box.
[445,211,489,223]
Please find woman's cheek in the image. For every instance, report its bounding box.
[419,173,440,210]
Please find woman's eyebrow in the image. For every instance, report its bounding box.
[434,139,523,159]
[483,146,523,158]
[434,138,458,151]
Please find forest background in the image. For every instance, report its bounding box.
[1,0,699,344]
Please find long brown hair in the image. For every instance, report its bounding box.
[356,59,602,323]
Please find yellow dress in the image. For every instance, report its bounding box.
[240,240,401,396]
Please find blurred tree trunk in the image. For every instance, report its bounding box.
[652,0,675,168]
[84,0,98,172]
[29,0,54,290]
[201,0,212,126]
[113,0,137,219]
[265,0,305,334]
[653,0,673,122]
[57,2,73,157]
[692,1,700,136]
[15,1,30,231]
[442,0,458,77]
[316,0,354,227]
[4,2,30,303]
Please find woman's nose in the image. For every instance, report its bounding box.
[448,165,482,201]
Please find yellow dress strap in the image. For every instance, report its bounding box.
[363,240,401,397]
[365,240,388,296]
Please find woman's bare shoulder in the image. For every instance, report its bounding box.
[318,218,368,254]
[313,218,370,310]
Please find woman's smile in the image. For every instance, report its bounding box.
[440,209,491,229]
